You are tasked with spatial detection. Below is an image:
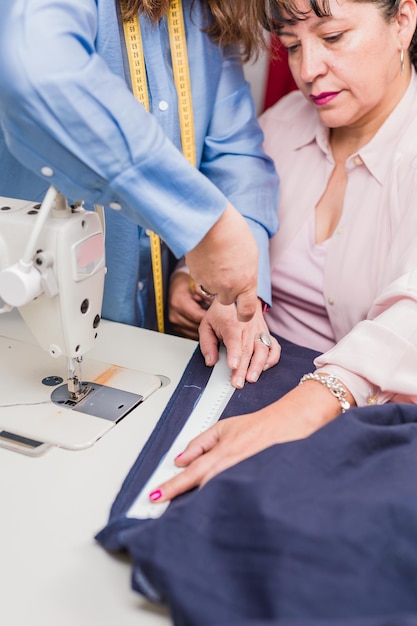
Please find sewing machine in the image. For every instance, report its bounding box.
[0,189,161,452]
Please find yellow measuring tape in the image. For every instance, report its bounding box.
[167,1,196,167]
[122,0,196,333]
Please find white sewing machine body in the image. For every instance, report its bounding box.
[0,192,161,451]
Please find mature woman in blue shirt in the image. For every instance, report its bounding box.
[0,0,280,387]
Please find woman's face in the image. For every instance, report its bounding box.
[278,0,406,131]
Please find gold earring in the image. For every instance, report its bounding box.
[400,46,405,73]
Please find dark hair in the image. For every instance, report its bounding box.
[264,0,417,69]
[120,1,271,60]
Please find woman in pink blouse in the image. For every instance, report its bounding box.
[152,0,417,502]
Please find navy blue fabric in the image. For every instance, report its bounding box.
[96,336,417,626]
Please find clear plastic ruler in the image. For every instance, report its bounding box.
[126,346,234,519]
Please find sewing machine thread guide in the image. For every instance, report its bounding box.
[126,347,234,519]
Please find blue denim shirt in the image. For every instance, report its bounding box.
[0,0,279,329]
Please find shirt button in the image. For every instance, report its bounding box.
[109,201,122,211]
[336,226,344,234]
[138,281,144,291]
[327,297,335,306]
[158,100,169,111]
[41,166,54,177]
[353,155,363,166]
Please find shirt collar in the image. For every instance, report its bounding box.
[291,69,417,183]
[291,103,325,152]
[356,69,417,184]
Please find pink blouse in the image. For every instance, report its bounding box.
[260,71,417,406]
[266,213,335,352]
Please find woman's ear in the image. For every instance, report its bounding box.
[397,0,417,49]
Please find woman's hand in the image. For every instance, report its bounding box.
[149,381,342,504]
[168,271,281,388]
[168,271,207,340]
[198,298,281,389]
[185,203,259,322]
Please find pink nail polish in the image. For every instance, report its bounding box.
[149,489,162,502]
[175,452,183,460]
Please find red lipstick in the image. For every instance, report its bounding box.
[309,91,339,106]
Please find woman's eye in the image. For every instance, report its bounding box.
[323,33,343,44]
[286,43,300,53]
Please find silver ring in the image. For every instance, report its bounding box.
[255,331,272,348]
[199,284,216,299]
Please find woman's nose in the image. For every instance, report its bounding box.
[297,40,327,84]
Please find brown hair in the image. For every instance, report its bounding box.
[120,0,272,59]
[265,0,417,69]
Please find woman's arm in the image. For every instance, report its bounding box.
[149,375,355,502]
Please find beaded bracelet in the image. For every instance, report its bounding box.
[299,373,351,414]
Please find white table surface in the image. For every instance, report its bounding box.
[0,310,197,625]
